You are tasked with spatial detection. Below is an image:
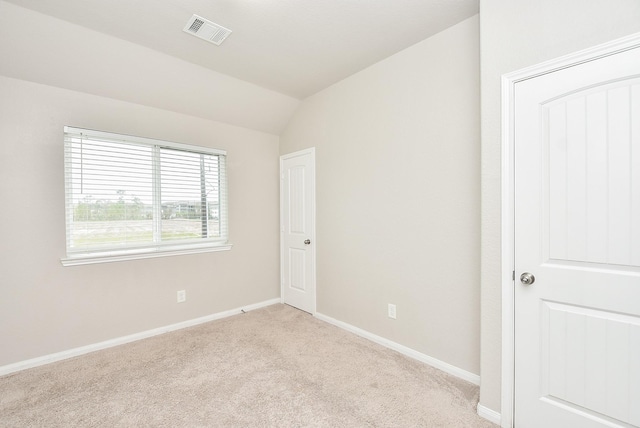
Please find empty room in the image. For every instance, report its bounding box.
[1,1,639,427]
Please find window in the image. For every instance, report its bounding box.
[62,126,230,265]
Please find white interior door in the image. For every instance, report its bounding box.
[280,148,316,314]
[514,47,640,427]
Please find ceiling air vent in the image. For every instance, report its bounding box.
[183,14,232,46]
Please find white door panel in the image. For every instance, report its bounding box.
[514,46,640,427]
[280,149,315,314]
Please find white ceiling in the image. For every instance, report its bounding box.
[4,0,478,99]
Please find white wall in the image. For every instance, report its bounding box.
[0,1,299,135]
[0,0,290,367]
[479,0,640,413]
[280,16,481,374]
[0,75,281,366]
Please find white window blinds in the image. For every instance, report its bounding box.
[63,126,228,261]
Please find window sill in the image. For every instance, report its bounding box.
[61,243,233,266]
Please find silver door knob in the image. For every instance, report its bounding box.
[304,239,311,245]
[520,272,535,285]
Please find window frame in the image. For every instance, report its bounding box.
[61,126,231,266]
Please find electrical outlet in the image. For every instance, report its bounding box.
[177,290,186,303]
[388,303,396,319]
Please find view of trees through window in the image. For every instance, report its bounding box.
[65,130,225,252]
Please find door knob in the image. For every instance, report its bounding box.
[520,272,535,285]
[304,239,311,245]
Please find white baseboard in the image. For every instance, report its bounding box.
[477,404,502,425]
[0,298,280,377]
[314,312,481,385]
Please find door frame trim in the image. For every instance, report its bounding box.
[500,31,640,428]
[280,147,317,314]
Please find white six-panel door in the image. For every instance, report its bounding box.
[280,148,316,314]
[514,45,640,427]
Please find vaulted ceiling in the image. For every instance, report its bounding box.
[4,0,478,99]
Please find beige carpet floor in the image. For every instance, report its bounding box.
[0,304,496,427]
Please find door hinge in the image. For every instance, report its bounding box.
[512,270,515,281]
